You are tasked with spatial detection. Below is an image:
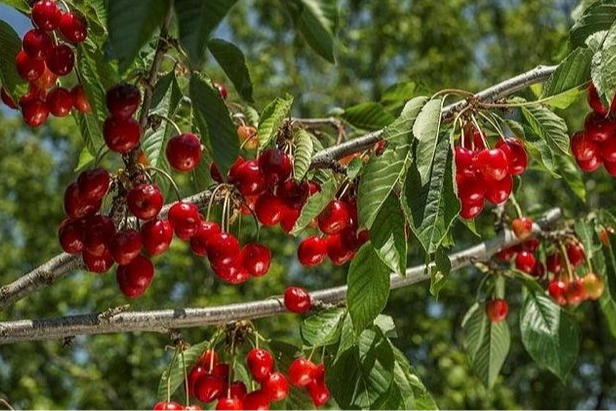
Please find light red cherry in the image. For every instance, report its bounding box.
[575,155,602,172]
[475,148,509,181]
[570,131,599,161]
[166,133,203,172]
[194,374,227,403]
[262,371,289,402]
[46,44,75,76]
[241,243,271,277]
[254,192,285,226]
[297,236,327,267]
[116,255,155,298]
[511,217,533,240]
[495,138,528,175]
[484,175,513,205]
[246,348,274,382]
[216,398,243,410]
[103,116,141,153]
[318,200,352,235]
[206,232,241,266]
[127,183,163,220]
[486,299,509,323]
[140,218,173,256]
[242,390,270,411]
[58,12,88,43]
[153,401,183,410]
[459,198,484,220]
[212,258,250,284]
[548,280,567,305]
[307,379,331,407]
[284,286,312,313]
[566,242,585,267]
[19,92,49,127]
[288,357,318,387]
[515,250,536,273]
[565,278,588,305]
[229,381,247,400]
[71,84,91,113]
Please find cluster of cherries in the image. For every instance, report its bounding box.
[154,347,330,410]
[570,83,616,175]
[454,126,529,220]
[0,0,90,126]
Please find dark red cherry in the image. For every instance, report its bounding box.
[246,348,274,382]
[106,83,141,118]
[326,233,356,265]
[190,220,221,257]
[565,278,588,305]
[566,242,585,267]
[484,175,513,205]
[570,131,599,161]
[456,171,486,203]
[495,138,528,175]
[279,179,310,210]
[71,84,91,113]
[109,229,142,265]
[103,116,141,153]
[515,250,536,273]
[254,192,285,226]
[22,29,53,60]
[587,83,615,116]
[585,112,616,142]
[209,161,223,183]
[241,243,271,277]
[280,206,300,233]
[297,236,327,267]
[229,381,247,400]
[1,88,17,109]
[140,218,173,256]
[485,299,509,323]
[127,183,163,220]
[600,137,616,162]
[262,371,289,402]
[58,12,88,43]
[604,158,616,176]
[46,44,75,76]
[15,50,45,81]
[83,214,115,257]
[194,374,227,403]
[77,168,110,202]
[31,0,62,31]
[284,286,311,313]
[58,217,85,254]
[206,232,241,266]
[475,148,509,181]
[82,248,114,274]
[318,200,352,235]
[546,252,563,274]
[46,87,73,117]
[214,82,227,100]
[288,357,319,387]
[63,181,101,219]
[229,159,267,196]
[167,202,201,240]
[116,255,155,298]
[166,133,203,172]
[216,398,243,411]
[242,390,270,411]
[258,148,292,185]
[548,280,567,305]
[19,92,49,127]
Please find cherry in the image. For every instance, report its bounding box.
[566,242,585,267]
[214,82,227,100]
[284,286,311,313]
[582,272,605,300]
[605,158,616,176]
[585,113,616,142]
[326,233,356,265]
[71,85,91,113]
[152,401,183,410]
[262,371,289,402]
[254,192,285,226]
[454,146,475,170]
[278,180,310,210]
[212,258,250,284]
[141,218,173,256]
[485,299,509,323]
[241,243,271,277]
[229,159,267,196]
[109,229,142,265]
[194,374,227,403]
[16,50,45,81]
[456,171,486,203]
[46,44,75,76]
[601,137,616,163]
[575,154,602,172]
[31,0,62,31]
[190,220,221,257]
[318,200,352,235]
[206,232,241,266]
[19,92,49,127]
[238,124,258,150]
[599,227,614,246]
[258,148,292,185]
[103,116,141,153]
[82,248,114,274]
[515,250,536,273]
[58,12,88,43]
[548,280,567,305]
[63,181,101,219]
[1,88,17,109]
[521,238,540,253]
[22,29,53,60]
[570,131,599,161]
[166,133,203,172]
[197,349,219,369]
[106,83,141,118]
[307,379,331,407]
[46,87,73,117]
[484,175,513,205]
[32,65,57,90]
[297,236,327,267]
[495,246,516,262]
[210,162,223,183]
[216,398,243,410]
[475,148,509,181]
[565,278,588,305]
[127,183,164,220]
[374,139,388,155]
[58,217,84,254]
[545,252,563,274]
[288,357,318,387]
[511,217,533,240]
[83,214,115,256]
[459,198,484,220]
[279,206,300,233]
[495,138,528,175]
[167,202,201,240]
[246,348,274,382]
[116,255,155,298]
[77,168,110,202]
[185,405,202,411]
[242,390,270,410]
[587,83,614,116]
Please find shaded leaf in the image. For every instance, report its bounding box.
[208,38,253,102]
[157,341,209,400]
[283,0,338,63]
[413,98,444,185]
[430,247,451,298]
[381,81,418,113]
[591,22,616,108]
[370,192,407,275]
[570,0,616,48]
[391,345,438,410]
[290,174,337,234]
[0,20,26,101]
[258,95,294,148]
[342,102,396,131]
[554,153,586,202]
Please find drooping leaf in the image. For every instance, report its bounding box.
[591,22,616,108]
[599,293,616,340]
[300,308,346,347]
[207,38,254,102]
[381,81,418,113]
[413,97,444,185]
[373,315,397,339]
[570,0,616,48]
[282,0,338,63]
[574,218,596,260]
[290,173,337,234]
[106,0,171,71]
[157,341,209,400]
[521,105,570,156]
[0,20,26,101]
[520,290,579,381]
[391,345,438,410]
[347,244,391,334]
[602,234,616,301]
[358,97,428,229]
[404,133,459,254]
[74,148,96,173]
[257,95,294,148]
[430,247,451,297]
[292,129,314,180]
[541,48,592,109]
[341,102,396,131]
[370,192,407,275]
[189,74,238,177]
[554,153,586,202]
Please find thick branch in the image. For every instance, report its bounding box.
[0,208,561,344]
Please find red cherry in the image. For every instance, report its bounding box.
[216,398,243,410]
[258,149,292,185]
[587,83,615,116]
[548,280,567,305]
[570,131,599,161]
[241,243,271,277]
[190,220,221,257]
[284,286,311,313]
[212,258,250,284]
[279,206,300,233]
[83,214,115,257]
[46,87,73,117]
[582,272,605,300]
[214,82,227,100]
[185,405,202,411]
[238,124,258,150]
[152,401,183,410]
[565,278,588,305]
[71,84,91,113]
[1,88,17,109]
[63,181,101,219]
[31,0,62,31]
[106,83,141,118]
[262,371,289,402]
[566,242,585,267]
[278,179,310,210]
[82,248,114,274]
[166,133,203,172]
[515,250,536,273]
[246,348,274,382]
[545,252,563,274]
[109,229,142,265]
[31,65,56,90]
[210,161,223,183]
[307,379,331,407]
[127,183,163,220]
[318,200,352,235]
[485,299,509,323]
[511,217,533,240]
[243,390,270,410]
[77,168,110,202]
[600,137,616,162]
[454,146,474,170]
[459,198,484,220]
[475,148,509,181]
[187,364,208,397]
[46,44,75,76]
[326,233,356,265]
[22,29,53,60]
[116,255,155,298]
[19,92,49,127]
[288,357,318,387]
[103,116,141,153]
[140,218,173,256]
[575,154,602,172]
[58,217,85,254]
[604,159,616,176]
[58,12,88,43]
[484,175,513,205]
[229,159,267,196]
[15,50,45,81]
[206,232,241,266]
[229,381,247,399]
[254,192,285,226]
[495,246,516,261]
[456,171,486,203]
[495,138,528,175]
[197,349,219,369]
[297,236,327,267]
[585,113,616,142]
[194,374,227,403]
[168,202,201,240]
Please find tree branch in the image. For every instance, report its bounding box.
[0,208,561,344]
[0,64,559,312]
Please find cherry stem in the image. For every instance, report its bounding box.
[0,399,14,411]
[147,166,182,202]
[154,113,183,136]
[469,114,489,149]
[475,272,492,302]
[477,111,506,140]
[206,184,225,222]
[494,275,506,299]
[432,89,475,99]
[559,241,575,283]
[508,193,524,218]
[307,346,317,362]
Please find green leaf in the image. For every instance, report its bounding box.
[570,0,616,48]
[292,129,314,181]
[602,234,616,300]
[430,247,451,298]
[599,293,616,340]
[189,74,238,177]
[328,327,394,409]
[0,0,29,12]
[106,0,171,71]
[157,341,209,400]
[74,148,96,173]
[175,0,239,66]
[72,0,108,37]
[374,315,397,339]
[347,244,391,334]
[413,98,444,185]
[554,153,586,202]
[283,0,338,63]
[207,38,254,102]
[541,48,592,109]
[358,97,428,229]
[381,81,418,113]
[0,20,26,101]
[404,134,459,254]
[461,303,510,389]
[341,102,396,131]
[520,290,579,381]
[370,192,407,275]
[591,22,616,108]
[391,346,438,410]
[257,95,294,148]
[300,308,346,347]
[290,174,337,235]
[574,218,596,260]
[521,105,570,156]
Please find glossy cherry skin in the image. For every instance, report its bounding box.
[214,82,228,99]
[103,116,141,153]
[566,242,585,267]
[288,357,319,387]
[46,87,73,117]
[58,12,88,43]
[46,44,75,76]
[152,401,183,410]
[19,93,49,127]
[229,159,267,196]
[318,200,352,235]
[458,198,484,220]
[585,113,616,142]
[254,192,285,226]
[194,374,227,403]
[127,183,164,220]
[600,137,616,162]
[216,398,243,410]
[116,255,155,298]
[210,161,223,183]
[243,390,270,410]
[484,175,513,205]
[82,248,114,274]
[515,250,536,273]
[77,168,110,202]
[587,83,614,116]
[495,138,528,175]
[570,131,599,161]
[307,379,331,407]
[284,286,311,313]
[212,258,250,284]
[241,243,271,277]
[83,214,115,256]
[454,146,474,170]
[548,280,567,305]
[166,133,203,172]
[511,217,533,240]
[545,252,563,274]
[167,202,201,240]
[109,229,142,265]
[565,278,588,305]
[278,179,310,210]
[190,220,221,257]
[71,84,91,113]
[206,232,241,266]
[22,29,53,60]
[575,155,602,172]
[279,206,300,233]
[140,218,173,256]
[456,170,486,203]
[106,83,141,118]
[262,371,289,402]
[258,148,292,185]
[475,148,509,181]
[31,0,62,31]
[486,299,509,323]
[15,50,45,81]
[326,233,356,265]
[297,236,327,267]
[246,348,274,382]
[58,217,85,254]
[63,181,101,219]
[229,381,248,400]
[604,159,616,176]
